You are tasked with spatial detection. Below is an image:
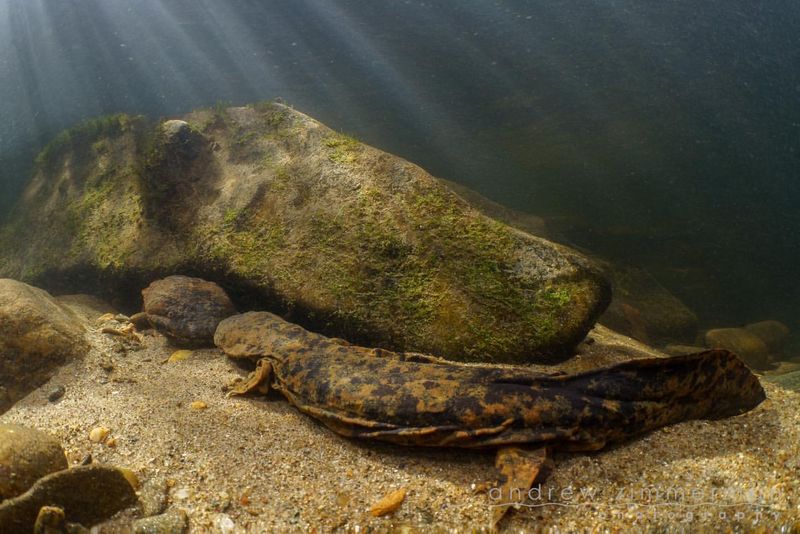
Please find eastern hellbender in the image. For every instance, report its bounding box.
[214,311,766,525]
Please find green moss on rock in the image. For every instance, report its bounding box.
[0,103,611,363]
[0,114,149,284]
[324,133,361,164]
[35,114,143,171]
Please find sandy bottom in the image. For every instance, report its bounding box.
[2,320,799,533]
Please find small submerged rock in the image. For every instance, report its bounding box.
[704,328,771,369]
[215,514,235,534]
[172,488,190,501]
[744,320,790,354]
[166,350,193,363]
[88,427,111,444]
[600,265,698,345]
[132,508,188,534]
[369,488,407,517]
[95,313,117,325]
[47,385,66,403]
[33,505,69,532]
[139,477,169,517]
[141,276,237,346]
[0,424,68,500]
[0,279,89,413]
[0,465,138,530]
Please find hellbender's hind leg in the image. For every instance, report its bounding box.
[227,358,273,397]
[491,446,553,527]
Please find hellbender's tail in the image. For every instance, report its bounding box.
[483,349,766,525]
[528,349,766,450]
[560,349,764,416]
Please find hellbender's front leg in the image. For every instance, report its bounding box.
[227,358,274,397]
[491,446,553,527]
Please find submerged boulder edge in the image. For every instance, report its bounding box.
[0,103,611,363]
[0,279,89,413]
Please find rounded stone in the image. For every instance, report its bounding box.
[600,266,698,345]
[142,276,237,346]
[704,328,771,369]
[0,424,68,500]
[132,508,188,533]
[161,120,191,138]
[0,279,89,412]
[744,320,790,354]
[0,464,138,529]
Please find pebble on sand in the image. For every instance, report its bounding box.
[89,427,111,443]
[0,424,68,499]
[131,508,189,533]
[95,313,116,325]
[369,488,407,517]
[168,350,193,363]
[47,386,65,402]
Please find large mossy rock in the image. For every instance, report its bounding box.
[0,104,610,363]
[0,280,89,413]
[439,181,698,347]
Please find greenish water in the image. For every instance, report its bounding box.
[0,0,797,341]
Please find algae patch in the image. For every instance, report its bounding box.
[0,102,610,363]
[324,133,361,165]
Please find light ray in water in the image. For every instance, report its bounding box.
[0,0,798,328]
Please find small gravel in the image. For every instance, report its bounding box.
[1,324,798,532]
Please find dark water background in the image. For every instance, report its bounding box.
[0,0,798,334]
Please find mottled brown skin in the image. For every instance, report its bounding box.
[215,311,766,524]
[216,311,765,449]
